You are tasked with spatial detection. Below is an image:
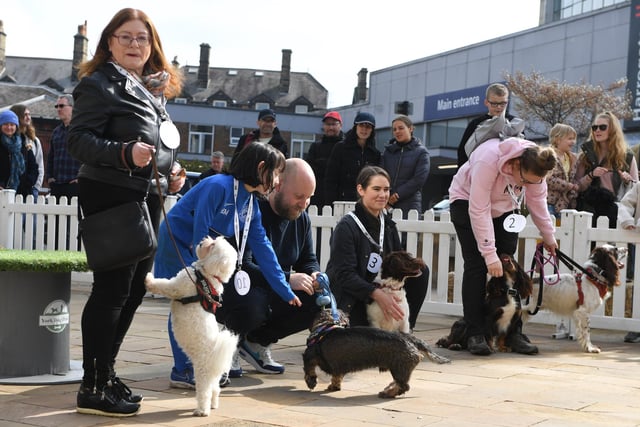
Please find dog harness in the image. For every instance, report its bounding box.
[178,268,223,314]
[306,323,343,348]
[575,268,609,307]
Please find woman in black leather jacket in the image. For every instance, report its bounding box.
[67,8,184,417]
[325,166,428,329]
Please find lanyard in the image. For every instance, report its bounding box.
[506,184,526,213]
[347,211,385,254]
[233,179,253,270]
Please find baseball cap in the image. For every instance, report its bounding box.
[322,111,342,123]
[354,112,376,127]
[258,108,276,120]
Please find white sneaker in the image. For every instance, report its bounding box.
[229,349,243,378]
[238,340,284,374]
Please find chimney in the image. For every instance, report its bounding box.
[172,55,180,69]
[279,49,291,94]
[353,68,368,104]
[198,43,210,88]
[0,21,6,72]
[71,21,88,82]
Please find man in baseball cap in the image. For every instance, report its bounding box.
[233,108,288,158]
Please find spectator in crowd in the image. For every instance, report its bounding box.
[233,108,288,158]
[216,158,320,380]
[305,111,344,208]
[382,115,430,217]
[10,104,44,197]
[449,137,557,356]
[154,143,300,390]
[198,151,225,182]
[457,83,514,167]
[0,110,39,198]
[324,112,381,206]
[575,111,637,228]
[48,95,81,200]
[325,166,428,330]
[546,123,579,220]
[67,8,185,417]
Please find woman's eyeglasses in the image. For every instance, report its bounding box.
[112,34,150,47]
[519,166,543,185]
[591,124,608,132]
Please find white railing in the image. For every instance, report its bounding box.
[2,189,639,332]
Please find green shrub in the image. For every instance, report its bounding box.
[0,250,89,272]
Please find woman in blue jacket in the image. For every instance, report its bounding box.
[154,142,301,389]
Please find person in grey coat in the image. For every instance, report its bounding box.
[382,115,430,216]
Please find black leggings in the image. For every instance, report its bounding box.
[78,179,161,388]
[450,200,518,337]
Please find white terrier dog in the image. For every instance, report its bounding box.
[145,236,238,416]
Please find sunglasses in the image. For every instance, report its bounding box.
[54,104,70,109]
[591,124,608,132]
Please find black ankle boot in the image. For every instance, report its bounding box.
[507,320,538,355]
[76,384,140,417]
[110,376,143,403]
[467,335,491,355]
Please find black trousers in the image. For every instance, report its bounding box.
[78,179,161,388]
[450,200,518,337]
[216,279,320,347]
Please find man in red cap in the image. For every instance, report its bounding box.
[304,111,344,207]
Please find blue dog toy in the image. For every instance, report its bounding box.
[315,273,339,321]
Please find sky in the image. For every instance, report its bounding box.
[3,0,541,107]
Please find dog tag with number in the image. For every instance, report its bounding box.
[503,213,526,233]
[234,270,251,296]
[367,253,382,274]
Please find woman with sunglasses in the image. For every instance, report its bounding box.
[448,137,557,356]
[575,111,638,228]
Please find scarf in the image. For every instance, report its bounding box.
[1,133,25,190]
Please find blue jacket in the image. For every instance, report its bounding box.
[154,173,296,302]
[382,136,430,215]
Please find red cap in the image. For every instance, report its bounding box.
[322,111,342,123]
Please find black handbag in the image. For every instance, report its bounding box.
[79,200,157,271]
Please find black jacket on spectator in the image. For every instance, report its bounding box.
[324,129,381,205]
[0,142,38,197]
[233,128,289,159]
[382,136,430,216]
[304,131,344,207]
[456,113,516,167]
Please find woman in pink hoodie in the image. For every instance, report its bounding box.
[449,137,557,356]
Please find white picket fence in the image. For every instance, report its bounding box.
[1,189,639,333]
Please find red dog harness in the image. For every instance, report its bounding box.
[178,268,223,314]
[575,269,609,307]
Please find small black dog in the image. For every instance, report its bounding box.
[303,309,450,398]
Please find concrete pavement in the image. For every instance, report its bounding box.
[1,282,640,427]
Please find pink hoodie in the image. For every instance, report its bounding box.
[449,137,555,266]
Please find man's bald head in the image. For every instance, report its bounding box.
[271,158,316,220]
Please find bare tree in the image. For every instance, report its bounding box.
[504,71,632,141]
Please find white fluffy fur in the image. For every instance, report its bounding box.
[367,277,412,333]
[145,236,238,416]
[521,244,626,354]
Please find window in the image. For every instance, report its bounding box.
[426,118,468,148]
[212,100,227,107]
[294,105,309,113]
[230,127,243,147]
[255,102,270,111]
[554,0,625,21]
[188,124,213,154]
[290,132,315,158]
[174,98,187,104]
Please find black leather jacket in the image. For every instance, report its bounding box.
[68,63,175,195]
